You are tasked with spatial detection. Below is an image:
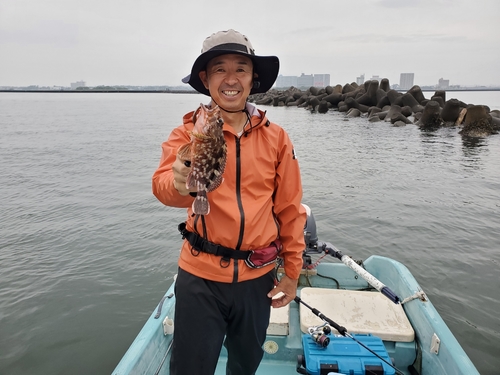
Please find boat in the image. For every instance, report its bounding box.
[112,206,479,375]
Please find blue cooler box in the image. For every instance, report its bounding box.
[302,333,395,375]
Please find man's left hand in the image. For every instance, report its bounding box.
[267,274,298,308]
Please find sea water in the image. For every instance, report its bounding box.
[0,91,499,374]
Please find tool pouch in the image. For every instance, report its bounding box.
[245,240,282,269]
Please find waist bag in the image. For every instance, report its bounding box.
[178,222,281,269]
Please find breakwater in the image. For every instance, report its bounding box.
[249,79,500,138]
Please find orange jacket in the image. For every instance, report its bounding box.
[152,104,306,283]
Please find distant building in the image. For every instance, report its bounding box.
[438,78,450,89]
[370,75,380,82]
[71,81,86,90]
[356,74,365,85]
[275,75,297,88]
[313,74,330,87]
[400,73,414,90]
[297,73,314,88]
[275,73,329,89]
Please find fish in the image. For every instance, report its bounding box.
[177,104,227,215]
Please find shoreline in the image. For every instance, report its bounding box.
[0,89,200,94]
[1,88,500,94]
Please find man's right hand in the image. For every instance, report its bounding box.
[172,154,196,196]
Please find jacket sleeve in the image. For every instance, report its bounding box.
[274,128,306,280]
[152,125,194,208]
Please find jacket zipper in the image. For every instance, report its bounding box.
[233,136,245,283]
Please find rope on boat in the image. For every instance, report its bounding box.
[400,290,428,304]
[305,253,328,269]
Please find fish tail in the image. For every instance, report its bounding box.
[192,190,210,215]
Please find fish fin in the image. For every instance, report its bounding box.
[207,176,224,192]
[185,172,196,189]
[177,143,191,160]
[192,190,210,215]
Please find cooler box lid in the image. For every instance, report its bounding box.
[299,287,414,342]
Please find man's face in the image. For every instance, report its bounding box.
[199,54,255,111]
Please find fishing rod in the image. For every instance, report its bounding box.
[295,296,405,375]
[316,241,401,304]
[302,204,400,304]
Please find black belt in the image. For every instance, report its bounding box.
[178,222,250,260]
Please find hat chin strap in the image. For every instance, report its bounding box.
[211,98,252,135]
[211,98,247,113]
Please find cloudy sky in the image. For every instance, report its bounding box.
[1,0,499,88]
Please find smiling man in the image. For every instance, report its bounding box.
[152,29,306,375]
[199,54,254,127]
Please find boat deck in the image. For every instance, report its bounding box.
[216,359,297,375]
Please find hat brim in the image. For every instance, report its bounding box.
[182,50,279,96]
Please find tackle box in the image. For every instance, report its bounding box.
[301,333,395,375]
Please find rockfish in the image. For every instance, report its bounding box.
[177,104,226,215]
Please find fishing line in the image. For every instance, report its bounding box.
[295,296,405,375]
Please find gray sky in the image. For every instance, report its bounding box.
[1,0,499,88]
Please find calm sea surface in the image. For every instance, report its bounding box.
[0,92,499,375]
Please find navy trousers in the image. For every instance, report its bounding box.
[169,267,275,375]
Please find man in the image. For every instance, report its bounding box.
[152,29,305,375]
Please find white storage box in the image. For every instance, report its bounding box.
[299,287,414,342]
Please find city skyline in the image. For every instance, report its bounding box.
[2,74,497,93]
[3,72,497,91]
[1,0,499,88]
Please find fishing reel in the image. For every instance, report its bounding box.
[307,323,332,348]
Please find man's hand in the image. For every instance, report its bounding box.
[268,274,298,308]
[172,154,196,196]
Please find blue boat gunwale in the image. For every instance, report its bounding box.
[359,256,479,375]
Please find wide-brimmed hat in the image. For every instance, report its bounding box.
[182,29,280,96]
